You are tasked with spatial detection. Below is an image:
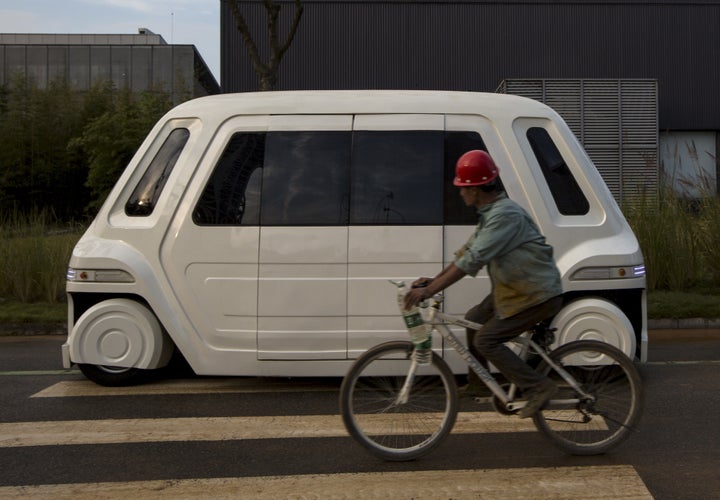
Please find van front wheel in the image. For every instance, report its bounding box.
[78,363,149,387]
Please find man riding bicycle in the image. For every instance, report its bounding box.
[403,150,563,418]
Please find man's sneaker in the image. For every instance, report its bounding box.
[518,380,557,418]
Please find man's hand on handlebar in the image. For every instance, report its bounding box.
[403,278,433,309]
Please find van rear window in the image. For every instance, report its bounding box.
[527,127,590,216]
[125,128,190,216]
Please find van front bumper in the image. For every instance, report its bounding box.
[61,342,72,369]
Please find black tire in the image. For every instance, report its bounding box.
[77,363,150,387]
[532,340,644,455]
[340,341,458,461]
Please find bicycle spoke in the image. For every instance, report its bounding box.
[340,341,458,461]
[533,340,643,455]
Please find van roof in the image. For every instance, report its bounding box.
[169,90,555,120]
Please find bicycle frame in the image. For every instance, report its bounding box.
[397,302,594,411]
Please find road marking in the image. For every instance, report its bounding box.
[31,378,341,398]
[645,360,720,366]
[0,370,80,376]
[0,412,544,448]
[0,465,653,499]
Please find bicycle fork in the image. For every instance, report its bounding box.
[395,359,419,405]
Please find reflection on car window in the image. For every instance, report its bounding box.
[126,128,190,216]
[261,131,351,225]
[193,127,490,227]
[351,131,443,225]
[444,131,488,225]
[193,133,265,225]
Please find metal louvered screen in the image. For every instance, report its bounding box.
[498,79,658,205]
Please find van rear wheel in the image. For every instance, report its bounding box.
[78,363,149,387]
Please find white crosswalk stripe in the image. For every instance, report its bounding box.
[0,412,543,448]
[0,466,653,499]
[2,377,653,498]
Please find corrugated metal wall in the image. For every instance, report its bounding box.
[499,79,658,205]
[221,0,720,131]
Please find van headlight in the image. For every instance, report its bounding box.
[66,268,135,283]
[570,265,646,281]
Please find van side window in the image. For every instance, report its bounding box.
[193,133,265,225]
[125,128,190,216]
[526,127,590,216]
[261,131,351,225]
[444,131,488,225]
[351,131,443,224]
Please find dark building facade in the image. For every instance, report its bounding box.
[221,0,720,195]
[1,30,220,101]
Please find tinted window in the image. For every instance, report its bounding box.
[351,131,443,224]
[444,131,488,225]
[193,127,491,227]
[193,133,265,225]
[261,131,351,225]
[125,128,190,216]
[527,127,590,215]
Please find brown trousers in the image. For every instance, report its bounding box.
[464,295,563,390]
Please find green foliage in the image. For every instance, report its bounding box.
[0,300,66,325]
[647,288,720,319]
[71,86,173,211]
[625,188,720,292]
[0,75,89,219]
[0,77,176,221]
[0,210,82,304]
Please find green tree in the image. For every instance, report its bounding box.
[71,86,173,212]
[0,75,88,219]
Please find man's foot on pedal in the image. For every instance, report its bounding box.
[518,380,557,418]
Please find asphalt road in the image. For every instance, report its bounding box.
[0,330,718,499]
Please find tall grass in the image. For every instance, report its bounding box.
[0,210,82,304]
[625,144,720,292]
[625,188,705,291]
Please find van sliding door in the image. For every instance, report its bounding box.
[257,115,352,360]
[347,114,445,358]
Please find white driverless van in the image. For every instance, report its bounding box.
[62,90,647,386]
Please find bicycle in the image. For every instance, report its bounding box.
[339,281,644,461]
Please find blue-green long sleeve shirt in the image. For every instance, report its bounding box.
[454,194,563,319]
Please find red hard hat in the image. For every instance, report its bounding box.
[453,150,499,187]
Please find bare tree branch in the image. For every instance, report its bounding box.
[224,0,304,91]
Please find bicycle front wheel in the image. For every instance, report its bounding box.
[340,341,458,461]
[533,340,644,455]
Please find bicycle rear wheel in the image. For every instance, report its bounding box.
[340,341,458,461]
[533,340,644,455]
